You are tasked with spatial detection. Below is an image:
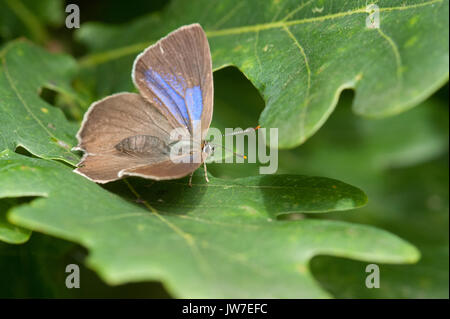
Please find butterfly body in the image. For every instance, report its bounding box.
[74,24,213,184]
[114,135,171,157]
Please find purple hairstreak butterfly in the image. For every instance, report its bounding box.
[73,24,215,185]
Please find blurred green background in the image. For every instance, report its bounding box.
[0,0,448,298]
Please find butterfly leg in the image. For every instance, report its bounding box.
[188,172,194,187]
[203,162,209,183]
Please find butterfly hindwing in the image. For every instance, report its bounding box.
[74,93,197,182]
[75,93,178,155]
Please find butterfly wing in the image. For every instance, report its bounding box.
[75,24,214,183]
[132,23,213,140]
[74,93,200,183]
[120,157,202,180]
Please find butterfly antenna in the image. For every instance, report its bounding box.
[223,125,260,137]
[208,142,247,160]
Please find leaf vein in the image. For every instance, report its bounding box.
[1,55,73,154]
[123,179,213,277]
[282,25,311,142]
[77,0,443,67]
[377,28,403,83]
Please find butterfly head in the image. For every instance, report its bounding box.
[202,141,215,157]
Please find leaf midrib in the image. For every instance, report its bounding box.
[123,179,214,277]
[77,0,442,68]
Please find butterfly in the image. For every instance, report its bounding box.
[73,24,214,186]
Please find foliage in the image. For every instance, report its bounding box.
[0,0,448,298]
[76,0,449,147]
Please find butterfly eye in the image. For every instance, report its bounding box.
[203,144,214,155]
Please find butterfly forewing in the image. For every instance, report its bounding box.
[132,23,213,140]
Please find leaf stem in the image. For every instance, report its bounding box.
[4,0,49,44]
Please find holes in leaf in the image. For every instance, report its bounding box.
[0,232,172,298]
[208,66,265,179]
[13,144,77,169]
[212,66,265,130]
[14,145,35,158]
[38,86,83,122]
[309,255,376,298]
[38,87,57,106]
[1,196,36,208]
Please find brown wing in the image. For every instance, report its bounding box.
[119,156,202,181]
[75,93,178,154]
[74,93,199,183]
[132,23,213,140]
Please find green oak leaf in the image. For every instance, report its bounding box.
[278,94,449,178]
[209,88,449,180]
[0,198,30,244]
[281,92,449,298]
[0,40,80,165]
[206,67,448,298]
[311,156,449,298]
[0,40,81,242]
[0,233,171,298]
[0,150,419,298]
[76,0,449,148]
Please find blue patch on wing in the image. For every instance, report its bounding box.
[145,69,188,126]
[144,69,203,133]
[186,86,203,122]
